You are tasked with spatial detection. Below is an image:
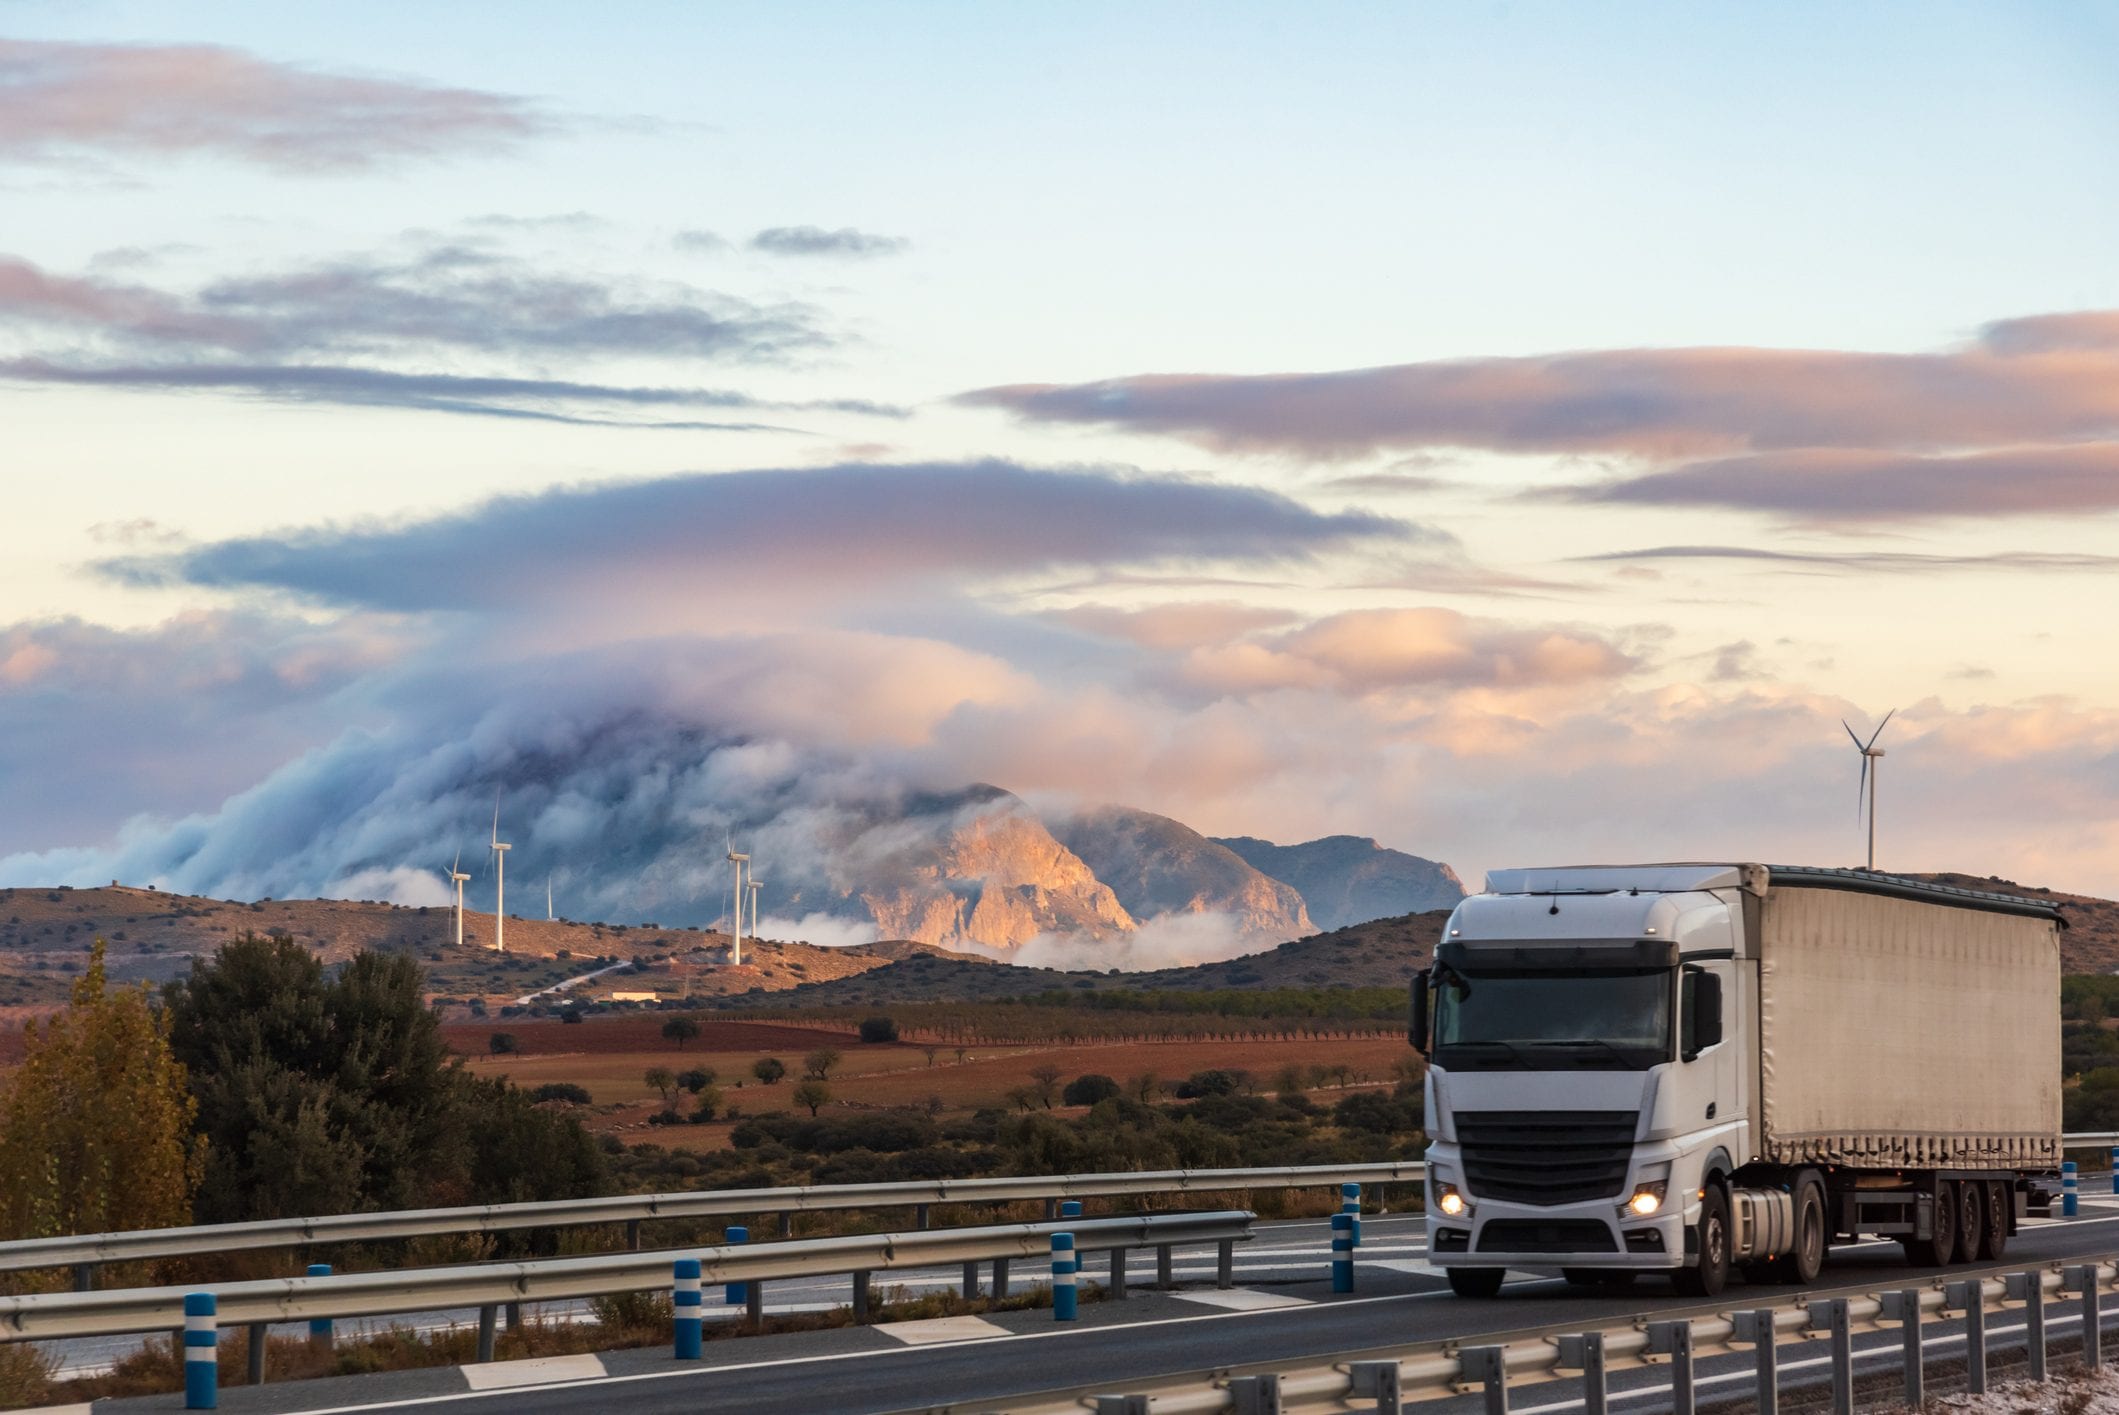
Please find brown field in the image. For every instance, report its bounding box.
[443,1015,861,1057]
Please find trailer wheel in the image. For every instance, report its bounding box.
[1978,1181,2009,1261]
[1953,1179,1984,1264]
[1447,1267,1506,1298]
[1673,1185,1730,1297]
[1904,1178,1958,1267]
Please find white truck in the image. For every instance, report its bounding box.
[1410,863,2062,1297]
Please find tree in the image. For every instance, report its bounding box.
[560,1009,585,1025]
[1063,1074,1120,1107]
[1274,1063,1305,1096]
[922,1045,939,1068]
[1028,1064,1063,1109]
[803,1047,842,1080]
[678,1067,715,1094]
[661,1016,701,1050]
[1128,1072,1160,1103]
[858,1016,899,1044]
[0,941,199,1240]
[489,1032,519,1055]
[792,1080,831,1117]
[751,1057,786,1085]
[644,1067,678,1107]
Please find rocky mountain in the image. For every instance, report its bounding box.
[1047,806,1311,945]
[1213,834,1466,930]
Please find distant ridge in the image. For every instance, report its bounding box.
[1214,835,1465,930]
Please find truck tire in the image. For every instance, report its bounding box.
[1979,1182,2009,1261]
[1447,1267,1506,1298]
[1743,1174,1828,1286]
[1904,1178,1958,1267]
[1673,1185,1730,1298]
[1953,1180,1984,1264]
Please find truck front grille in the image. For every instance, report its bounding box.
[1477,1219,1618,1253]
[1456,1110,1636,1206]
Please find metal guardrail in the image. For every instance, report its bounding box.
[0,1161,1417,1281]
[982,1252,2119,1414]
[0,1211,1256,1344]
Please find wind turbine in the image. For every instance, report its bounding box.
[444,850,471,949]
[747,874,764,950]
[726,846,749,967]
[1842,709,1896,872]
[491,794,511,953]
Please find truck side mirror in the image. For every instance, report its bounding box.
[1685,971,1723,1060]
[1409,971,1430,1054]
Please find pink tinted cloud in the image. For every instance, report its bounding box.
[0,38,545,170]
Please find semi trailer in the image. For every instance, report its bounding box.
[1410,863,2063,1297]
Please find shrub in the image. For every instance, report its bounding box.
[751,1057,786,1085]
[1062,1074,1120,1107]
[530,1083,592,1106]
[678,1067,715,1093]
[488,1032,520,1055]
[803,1048,842,1080]
[857,1016,899,1044]
[661,1016,701,1050]
[1173,1068,1245,1099]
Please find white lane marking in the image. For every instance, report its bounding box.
[874,1315,1012,1346]
[460,1354,606,1391]
[1171,1289,1312,1311]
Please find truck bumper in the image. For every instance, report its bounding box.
[1428,1203,1688,1270]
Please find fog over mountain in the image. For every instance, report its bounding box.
[1214,834,1466,930]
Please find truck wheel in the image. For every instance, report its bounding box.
[1673,1186,1730,1298]
[1788,1175,1827,1284]
[1906,1178,1958,1266]
[1447,1267,1506,1298]
[1953,1180,1984,1264]
[1979,1182,2009,1261]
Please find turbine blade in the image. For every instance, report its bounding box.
[1865,707,1897,751]
[1857,753,1869,821]
[1842,719,1865,752]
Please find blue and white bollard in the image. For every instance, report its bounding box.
[1051,1233,1077,1320]
[1340,1182,1362,1246]
[673,1258,703,1359]
[2065,1161,2080,1217]
[2110,1146,2117,1195]
[1059,1200,1082,1220]
[306,1263,333,1345]
[183,1291,218,1410]
[724,1226,749,1305]
[1331,1213,1355,1293]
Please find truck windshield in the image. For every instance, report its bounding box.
[1433,967,1671,1070]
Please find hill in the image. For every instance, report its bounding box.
[1214,835,1465,929]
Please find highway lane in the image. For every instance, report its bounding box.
[92,1199,2119,1414]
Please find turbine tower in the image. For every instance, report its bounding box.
[491,795,511,953]
[547,876,555,922]
[726,847,749,967]
[444,850,470,949]
[1841,708,1896,872]
[747,874,764,949]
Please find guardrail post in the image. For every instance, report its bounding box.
[673,1258,703,1359]
[1881,1288,1923,1404]
[1349,1360,1403,1415]
[2067,1265,2101,1369]
[1156,1243,1173,1289]
[504,1301,521,1333]
[1806,1299,1852,1415]
[71,1262,95,1292]
[1044,1197,1058,1220]
[1341,1182,1362,1246]
[1947,1278,1987,1394]
[2065,1161,2080,1217]
[626,1219,641,1251]
[1733,1311,1778,1415]
[852,1270,871,1324]
[1460,1344,1508,1415]
[993,1257,1011,1297]
[476,1305,497,1363]
[245,1321,266,1386]
[1646,1320,1695,1415]
[2006,1271,2048,1381]
[1331,1212,1354,1293]
[779,1212,793,1239]
[724,1225,749,1305]
[915,1203,931,1229]
[1228,1372,1281,1413]
[961,1260,979,1299]
[1052,1233,1078,1321]
[306,1263,333,1349]
[1217,1237,1235,1288]
[1092,1398,1146,1415]
[183,1292,217,1411]
[1558,1334,1607,1415]
[745,1279,763,1327]
[1110,1245,1128,1300]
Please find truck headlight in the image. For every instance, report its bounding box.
[1436,1183,1470,1218]
[1625,1181,1667,1218]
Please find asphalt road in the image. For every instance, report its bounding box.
[85,1199,2119,1415]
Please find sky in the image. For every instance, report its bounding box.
[6,2,2119,902]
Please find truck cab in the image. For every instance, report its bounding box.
[1414,864,1744,1297]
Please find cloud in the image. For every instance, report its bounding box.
[0,38,547,170]
[750,226,909,258]
[673,229,729,253]
[105,459,1417,614]
[1577,544,2119,573]
[1547,444,2119,523]
[957,318,2119,462]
